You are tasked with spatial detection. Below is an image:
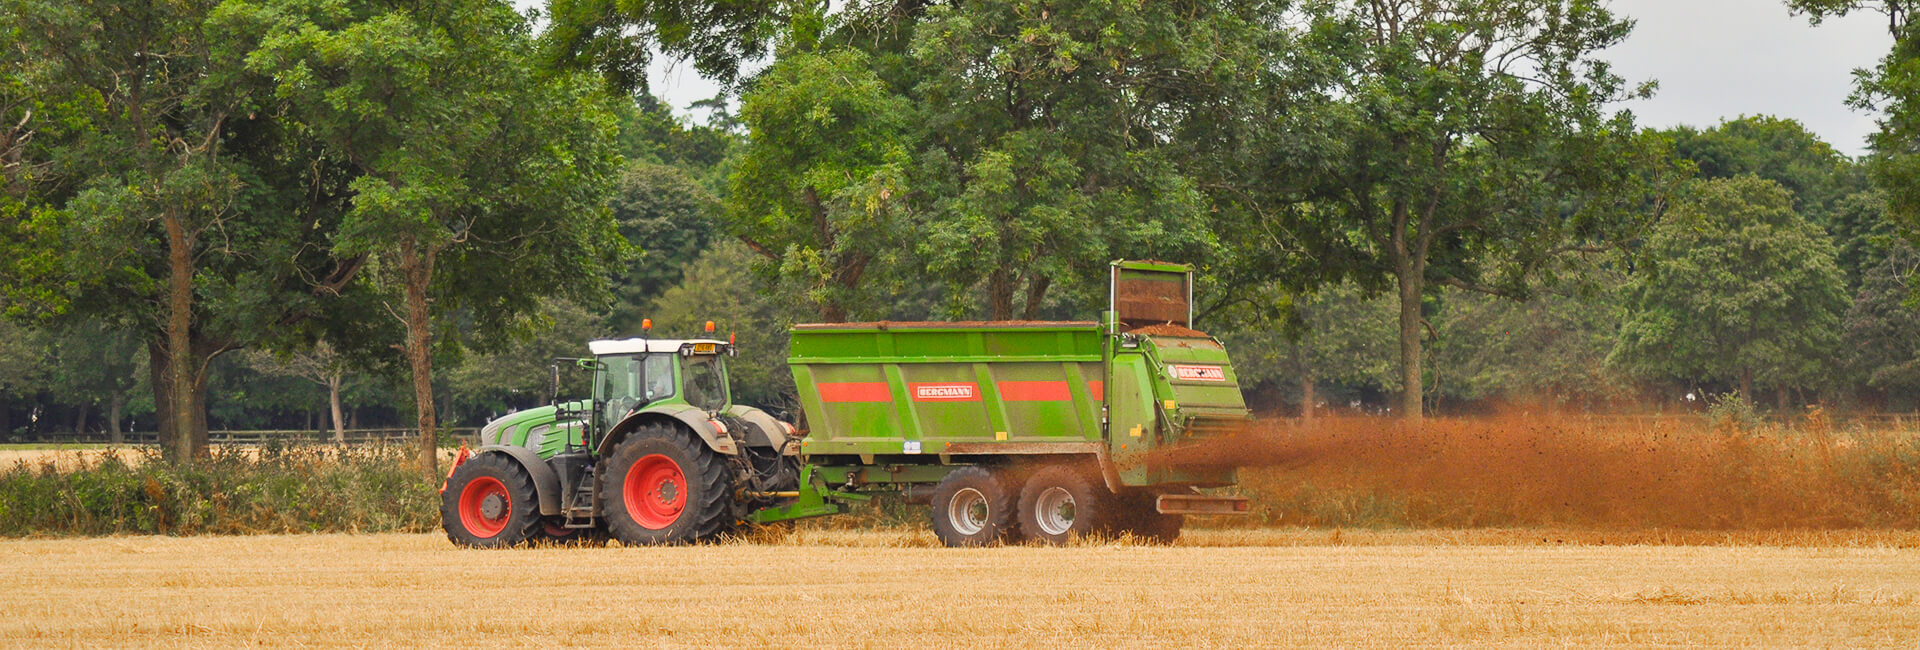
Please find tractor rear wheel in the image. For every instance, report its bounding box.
[441,453,542,548]
[1017,464,1112,544]
[602,423,732,545]
[929,466,1017,547]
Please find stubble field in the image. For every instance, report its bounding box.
[3,529,1918,648]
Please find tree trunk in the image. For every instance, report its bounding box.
[107,392,125,445]
[1021,273,1052,320]
[820,302,848,323]
[162,208,200,463]
[1300,370,1317,421]
[400,239,440,479]
[72,404,88,438]
[1739,369,1754,400]
[328,375,346,444]
[149,339,173,449]
[987,267,1015,320]
[1395,266,1425,421]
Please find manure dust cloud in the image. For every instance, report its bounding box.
[1154,413,1920,529]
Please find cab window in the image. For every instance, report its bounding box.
[682,355,727,411]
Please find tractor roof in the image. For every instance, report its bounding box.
[588,338,729,356]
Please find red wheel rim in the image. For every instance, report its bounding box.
[458,476,511,538]
[623,453,687,530]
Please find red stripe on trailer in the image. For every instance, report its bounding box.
[998,380,1070,401]
[817,382,893,403]
[1088,381,1103,400]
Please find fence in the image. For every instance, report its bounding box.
[10,427,481,446]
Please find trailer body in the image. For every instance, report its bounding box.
[788,260,1247,493]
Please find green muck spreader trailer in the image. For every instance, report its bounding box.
[441,260,1252,548]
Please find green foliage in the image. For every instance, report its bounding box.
[1842,241,1920,402]
[1256,0,1670,417]
[1430,274,1632,410]
[1219,282,1398,412]
[0,446,436,535]
[645,241,798,411]
[542,0,784,92]
[1705,391,1761,432]
[1668,116,1857,221]
[903,0,1267,319]
[609,162,722,331]
[1611,176,1851,398]
[443,299,611,418]
[729,48,914,321]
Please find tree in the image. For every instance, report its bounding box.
[1262,0,1666,419]
[542,0,785,93]
[647,241,799,410]
[1842,241,1920,407]
[243,341,351,442]
[902,0,1272,319]
[1219,282,1398,418]
[609,161,721,332]
[1429,271,1631,412]
[43,322,144,442]
[444,299,611,421]
[1668,116,1855,223]
[728,48,914,322]
[244,0,625,476]
[1611,176,1850,405]
[1,0,361,461]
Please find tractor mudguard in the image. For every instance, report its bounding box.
[476,445,563,516]
[723,405,798,453]
[600,403,738,457]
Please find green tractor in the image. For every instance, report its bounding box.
[440,324,803,547]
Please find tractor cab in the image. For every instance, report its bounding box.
[585,337,735,433]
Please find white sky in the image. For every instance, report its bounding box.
[1603,0,1890,156]
[521,0,1894,156]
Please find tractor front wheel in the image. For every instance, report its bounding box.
[441,453,542,548]
[601,423,732,545]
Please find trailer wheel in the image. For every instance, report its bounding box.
[1016,465,1111,544]
[441,453,542,548]
[929,466,1016,547]
[602,423,732,545]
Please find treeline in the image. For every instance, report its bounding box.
[4,1,1920,469]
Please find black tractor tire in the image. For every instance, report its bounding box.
[601,423,733,546]
[531,519,609,547]
[1016,464,1113,544]
[928,466,1017,547]
[441,453,543,548]
[1120,491,1184,544]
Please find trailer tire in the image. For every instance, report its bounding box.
[602,423,732,546]
[1017,465,1112,544]
[929,466,1016,547]
[442,453,542,548]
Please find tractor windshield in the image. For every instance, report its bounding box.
[682,355,728,412]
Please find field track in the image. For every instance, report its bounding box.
[1,530,1917,647]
